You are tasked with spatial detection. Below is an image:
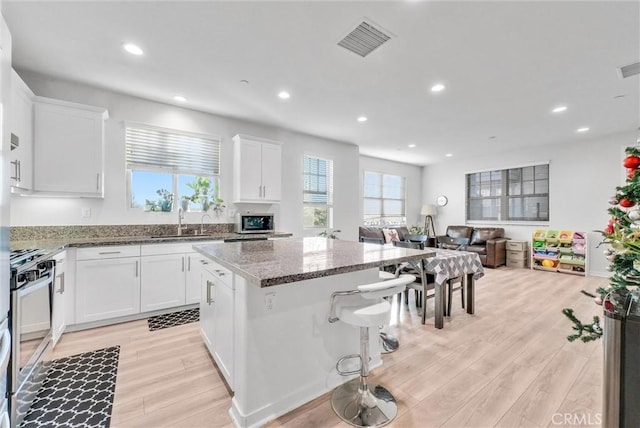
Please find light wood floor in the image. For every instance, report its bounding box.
[51,267,607,428]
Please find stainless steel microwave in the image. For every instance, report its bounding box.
[236,213,275,234]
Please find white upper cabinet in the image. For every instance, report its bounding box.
[233,134,282,203]
[10,70,34,192]
[33,97,108,197]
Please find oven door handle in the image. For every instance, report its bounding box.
[17,274,53,298]
[0,321,10,375]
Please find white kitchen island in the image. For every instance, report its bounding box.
[193,237,434,428]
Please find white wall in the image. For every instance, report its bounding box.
[12,71,427,242]
[11,71,366,240]
[359,155,423,228]
[422,131,632,276]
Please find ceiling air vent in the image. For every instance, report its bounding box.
[619,61,640,79]
[338,20,392,58]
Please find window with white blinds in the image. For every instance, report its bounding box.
[303,155,333,228]
[363,171,406,226]
[126,124,220,175]
[126,123,221,212]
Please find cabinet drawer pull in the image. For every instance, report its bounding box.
[182,256,185,272]
[56,271,65,294]
[187,256,191,271]
[96,173,101,191]
[135,260,139,277]
[10,160,18,181]
[200,260,209,265]
[263,185,266,198]
[99,251,121,255]
[206,280,214,304]
[17,160,21,181]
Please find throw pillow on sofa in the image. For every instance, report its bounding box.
[382,228,400,243]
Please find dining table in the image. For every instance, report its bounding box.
[415,248,485,328]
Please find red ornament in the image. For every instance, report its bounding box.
[620,198,636,208]
[604,299,614,313]
[628,168,640,179]
[605,219,615,234]
[623,155,640,169]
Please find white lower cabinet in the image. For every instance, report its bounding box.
[200,268,215,350]
[201,261,234,389]
[140,242,218,310]
[140,254,186,312]
[51,251,67,347]
[185,252,207,305]
[71,242,220,327]
[75,246,141,324]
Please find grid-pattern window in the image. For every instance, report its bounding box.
[466,163,549,222]
[126,123,221,212]
[363,171,406,226]
[303,155,333,228]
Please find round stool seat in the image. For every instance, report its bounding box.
[337,300,392,327]
[378,271,396,280]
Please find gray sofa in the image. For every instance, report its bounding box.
[358,226,411,244]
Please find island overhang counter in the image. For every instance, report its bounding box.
[193,237,434,428]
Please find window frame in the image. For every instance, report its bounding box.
[465,162,550,224]
[363,170,407,226]
[125,123,221,212]
[302,154,334,229]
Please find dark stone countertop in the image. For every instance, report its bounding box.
[10,232,293,254]
[193,237,435,287]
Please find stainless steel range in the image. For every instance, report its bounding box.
[9,248,57,427]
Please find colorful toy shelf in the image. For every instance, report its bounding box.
[531,229,586,276]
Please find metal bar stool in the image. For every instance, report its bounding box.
[377,270,400,354]
[328,274,415,427]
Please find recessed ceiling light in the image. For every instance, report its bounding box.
[240,79,249,84]
[488,136,497,140]
[408,144,416,148]
[123,43,143,56]
[173,95,187,103]
[278,91,290,99]
[431,83,445,92]
[577,127,590,133]
[445,153,453,157]
[552,106,567,113]
[357,116,368,122]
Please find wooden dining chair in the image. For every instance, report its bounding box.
[437,237,469,316]
[392,240,435,308]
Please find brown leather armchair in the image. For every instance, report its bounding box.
[437,226,507,268]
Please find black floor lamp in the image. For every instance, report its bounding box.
[421,204,437,237]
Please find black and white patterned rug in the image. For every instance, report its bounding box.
[21,346,120,428]
[147,308,199,331]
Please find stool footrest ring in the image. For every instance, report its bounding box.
[336,354,362,376]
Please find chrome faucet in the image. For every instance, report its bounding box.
[201,213,211,235]
[178,207,188,236]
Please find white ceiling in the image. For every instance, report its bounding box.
[3,1,639,166]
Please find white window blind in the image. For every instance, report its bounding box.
[126,124,220,176]
[363,171,406,226]
[303,156,333,204]
[303,155,333,228]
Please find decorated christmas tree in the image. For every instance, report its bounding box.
[563,146,640,342]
